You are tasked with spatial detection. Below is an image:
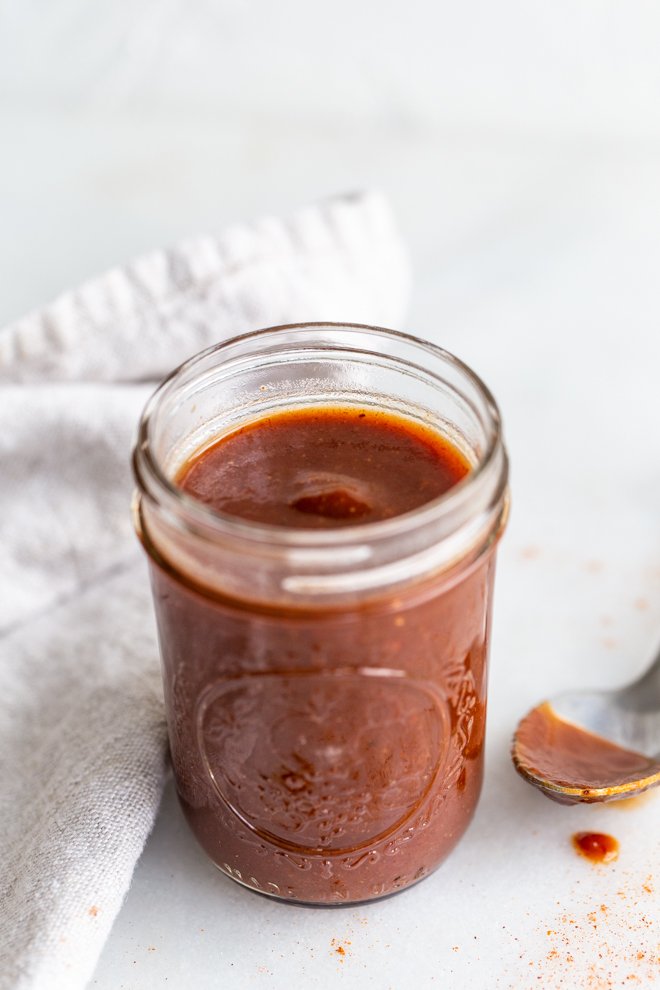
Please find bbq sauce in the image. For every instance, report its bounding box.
[573,832,619,864]
[177,407,470,527]
[148,406,498,904]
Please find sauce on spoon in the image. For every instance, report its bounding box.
[512,702,660,804]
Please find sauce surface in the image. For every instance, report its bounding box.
[177,407,470,527]
[513,702,660,803]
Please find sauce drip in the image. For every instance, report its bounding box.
[513,702,660,803]
[178,407,470,527]
[572,831,619,864]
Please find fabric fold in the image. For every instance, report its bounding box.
[0,191,409,385]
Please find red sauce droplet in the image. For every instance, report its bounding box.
[572,831,619,864]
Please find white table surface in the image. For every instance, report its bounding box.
[3,6,660,985]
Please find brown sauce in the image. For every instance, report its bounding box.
[513,702,660,803]
[178,407,470,527]
[572,832,619,864]
[148,407,498,903]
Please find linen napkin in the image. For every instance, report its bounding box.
[0,191,410,990]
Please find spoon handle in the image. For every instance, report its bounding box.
[621,645,660,712]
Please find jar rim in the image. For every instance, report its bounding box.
[133,322,507,554]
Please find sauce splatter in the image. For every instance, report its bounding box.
[330,937,352,961]
[522,873,658,987]
[572,831,619,864]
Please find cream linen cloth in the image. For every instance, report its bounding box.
[0,192,410,990]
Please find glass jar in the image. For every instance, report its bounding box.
[133,323,509,904]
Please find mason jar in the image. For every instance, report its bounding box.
[132,323,509,904]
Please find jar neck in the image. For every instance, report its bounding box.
[133,323,509,607]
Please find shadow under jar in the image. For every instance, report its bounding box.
[133,323,509,905]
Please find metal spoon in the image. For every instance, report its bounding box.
[512,645,660,803]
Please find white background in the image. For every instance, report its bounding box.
[2,2,660,987]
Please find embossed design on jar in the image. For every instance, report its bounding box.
[441,639,487,790]
[196,667,450,857]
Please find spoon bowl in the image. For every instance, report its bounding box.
[512,646,660,804]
